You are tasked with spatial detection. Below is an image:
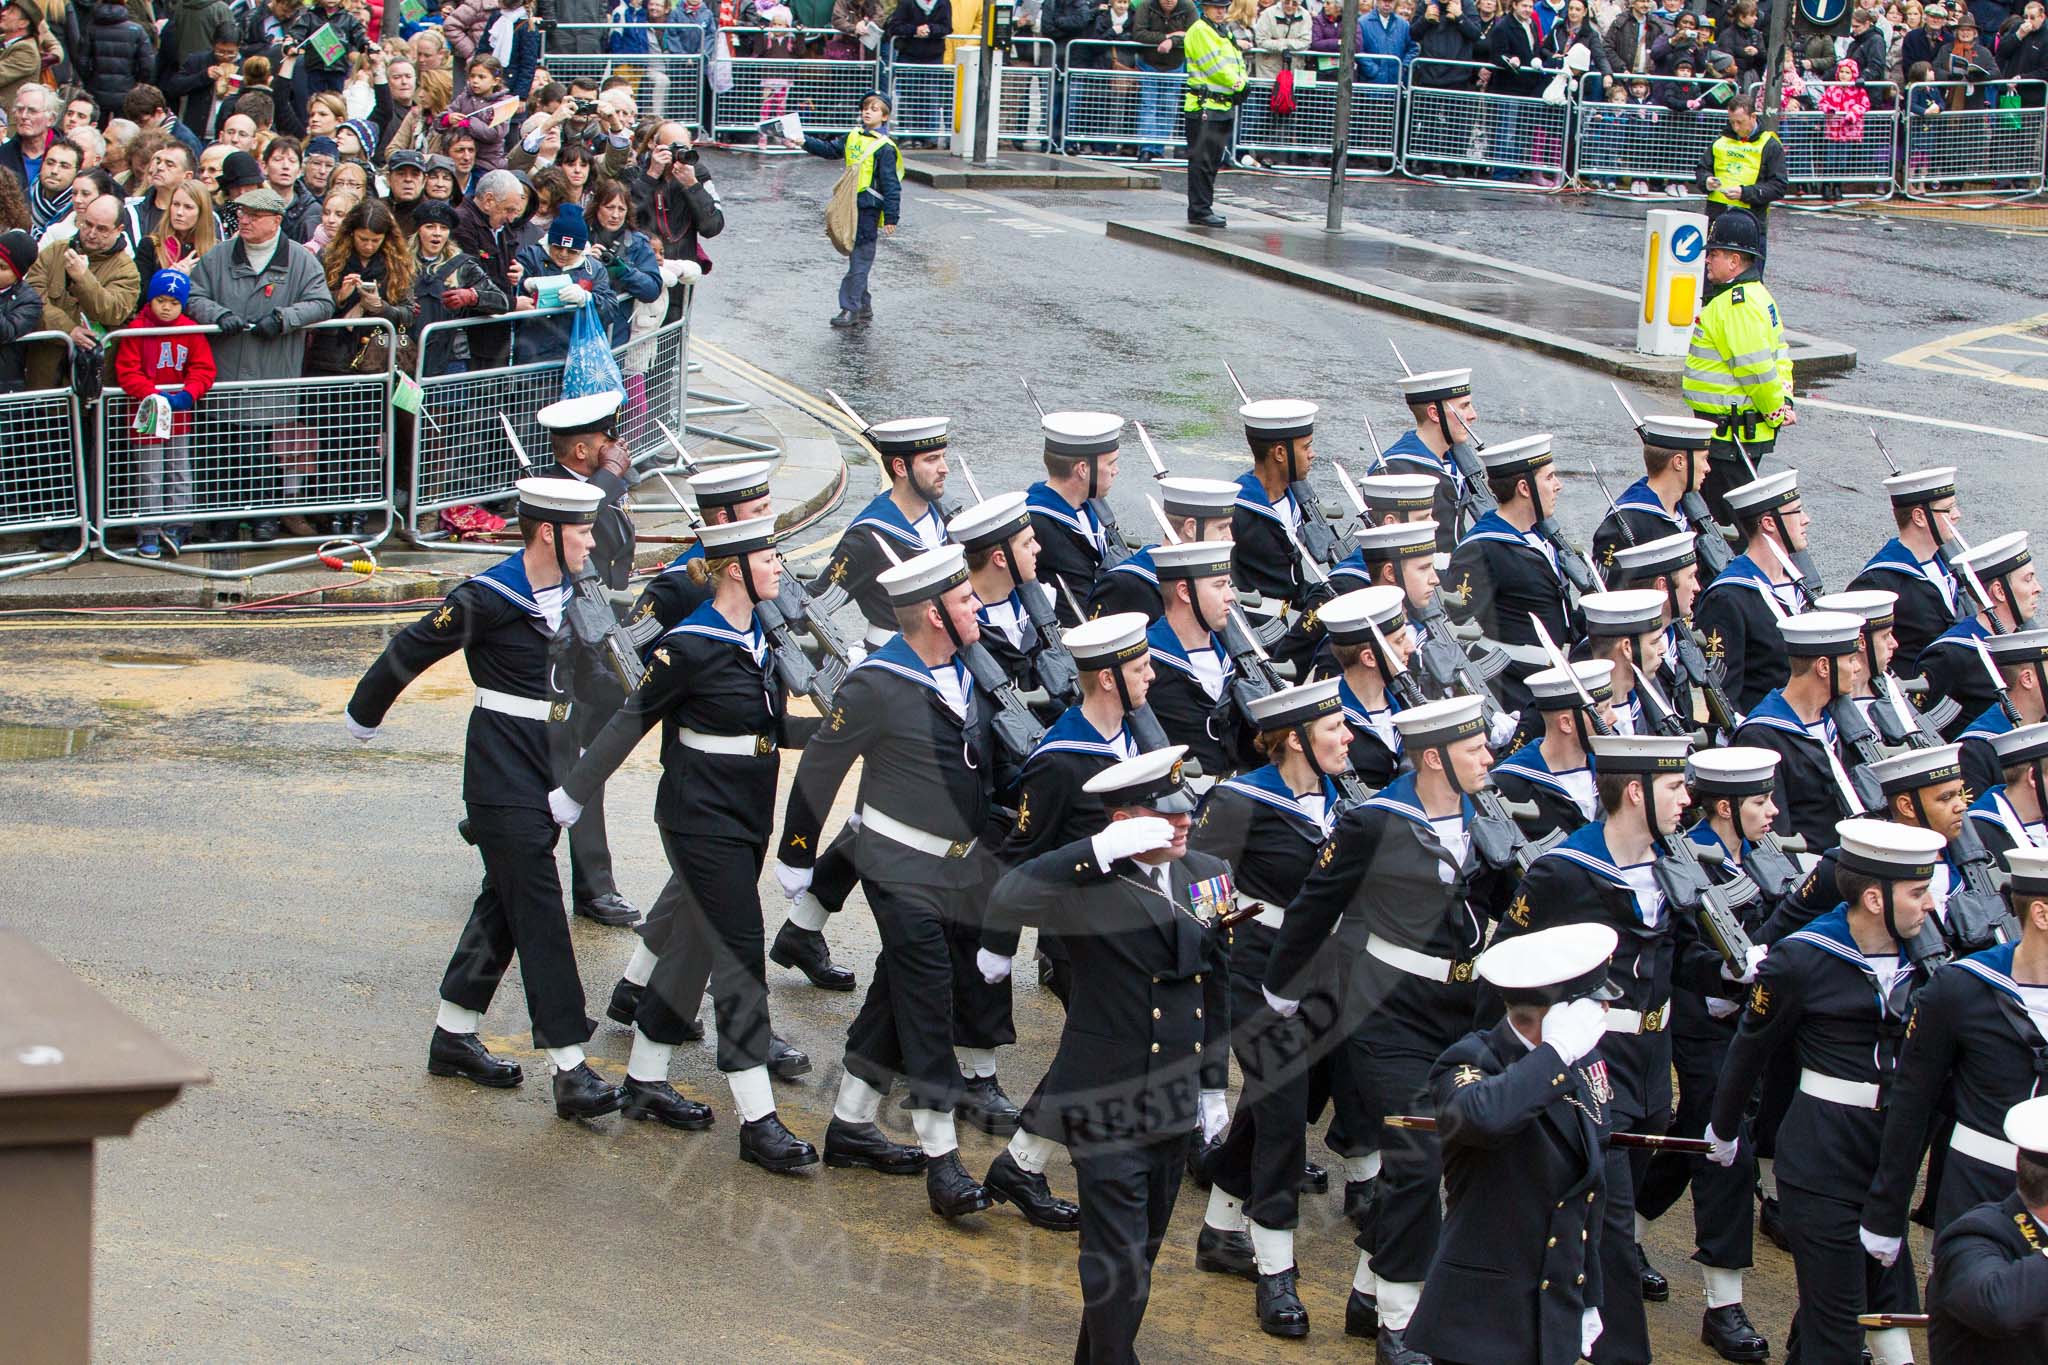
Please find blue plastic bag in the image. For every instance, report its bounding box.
[561,297,624,401]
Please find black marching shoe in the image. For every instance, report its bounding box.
[1345,1289,1378,1339]
[603,979,704,1039]
[856,304,874,322]
[983,1150,1080,1231]
[926,1150,994,1219]
[1188,211,1228,227]
[1257,1267,1310,1338]
[739,1112,820,1173]
[574,893,639,927]
[768,1034,812,1079]
[1638,1243,1670,1301]
[1195,1224,1259,1281]
[619,1076,711,1129]
[829,309,860,329]
[823,1117,928,1174]
[1299,1160,1330,1194]
[1700,1303,1770,1363]
[1376,1323,1432,1365]
[770,920,857,990]
[1345,1177,1378,1229]
[956,1074,1022,1136]
[553,1063,625,1120]
[427,1027,523,1087]
[1758,1193,1791,1253]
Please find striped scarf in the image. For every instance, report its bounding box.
[28,178,71,234]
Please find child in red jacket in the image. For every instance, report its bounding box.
[112,271,217,559]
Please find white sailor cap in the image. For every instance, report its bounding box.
[1588,733,1694,774]
[1358,473,1441,515]
[1239,398,1318,442]
[1395,368,1473,405]
[1869,743,1965,796]
[1246,677,1343,733]
[1152,539,1234,581]
[1724,469,1802,519]
[1527,659,1616,710]
[2001,847,2048,900]
[1393,695,1487,749]
[688,460,774,508]
[1816,589,1898,631]
[1355,519,1440,563]
[1992,721,2048,767]
[1042,410,1123,459]
[1477,433,1553,478]
[1778,610,1867,658]
[696,514,778,558]
[1582,588,1668,638]
[535,388,623,435]
[1984,628,2048,665]
[947,492,1032,551]
[1317,585,1409,645]
[1064,611,1151,670]
[1640,415,1718,450]
[1883,466,1958,506]
[2002,1094,2048,1158]
[1835,817,1947,881]
[1957,531,2033,582]
[1610,531,1698,587]
[877,543,969,605]
[1159,476,1241,521]
[1084,743,1198,814]
[1478,922,1624,1006]
[1688,746,1782,795]
[868,415,949,460]
[515,476,605,524]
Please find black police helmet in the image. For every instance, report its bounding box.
[1707,208,1763,258]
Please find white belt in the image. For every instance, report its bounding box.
[1799,1069,1883,1110]
[859,804,977,860]
[1950,1122,2020,1169]
[1235,894,1284,930]
[475,688,562,722]
[1605,1000,1672,1035]
[863,624,898,650]
[1367,933,1477,984]
[677,726,775,757]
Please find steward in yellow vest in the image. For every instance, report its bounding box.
[1692,96,1788,245]
[788,90,904,329]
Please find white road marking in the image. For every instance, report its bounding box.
[1798,395,2048,446]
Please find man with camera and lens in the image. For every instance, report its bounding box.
[625,121,724,327]
[515,81,638,179]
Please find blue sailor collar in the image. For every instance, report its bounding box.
[1495,735,1588,799]
[1863,537,1954,581]
[1379,429,1453,475]
[1955,941,2034,1006]
[1233,470,1290,526]
[1705,553,1793,598]
[472,551,560,618]
[1338,675,1401,730]
[1146,615,1228,675]
[1364,771,1476,831]
[659,542,706,577]
[1027,480,1101,539]
[854,632,970,697]
[1105,545,1158,584]
[1330,549,1373,588]
[666,598,766,657]
[1616,477,1686,525]
[1688,822,1743,859]
[1963,704,2013,741]
[1787,905,1900,979]
[1932,617,1994,650]
[1539,820,1642,893]
[1740,688,1834,743]
[1220,762,1340,833]
[1461,509,1546,551]
[1032,703,1134,761]
[849,489,945,551]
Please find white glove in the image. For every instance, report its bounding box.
[1860,1225,1902,1267]
[1721,944,1769,984]
[1705,1123,1739,1167]
[1581,1307,1603,1357]
[556,281,589,305]
[1262,985,1300,1018]
[1199,1089,1229,1143]
[1706,995,1742,1021]
[1488,708,1523,749]
[345,712,378,743]
[1091,815,1175,871]
[977,948,1012,984]
[1541,997,1607,1065]
[772,859,813,902]
[547,786,583,827]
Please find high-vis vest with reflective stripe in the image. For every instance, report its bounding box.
[1683,279,1792,429]
[1182,18,1248,112]
[846,128,902,195]
[1707,129,1779,208]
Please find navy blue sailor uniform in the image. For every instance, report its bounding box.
[975,586,1046,691]
[1028,481,1111,627]
[1925,1189,2048,1365]
[1592,477,1690,582]
[1850,537,1961,667]
[1144,616,1249,780]
[1492,736,1598,844]
[815,492,950,647]
[563,601,817,1068]
[347,553,593,1048]
[1731,689,1854,852]
[1379,430,1464,555]
[1958,705,2014,813]
[1230,471,1312,614]
[627,543,711,643]
[778,635,997,1110]
[1339,676,1405,789]
[982,836,1231,1365]
[1087,544,1165,622]
[1966,780,2045,864]
[1709,906,1930,1365]
[1920,618,2000,743]
[1444,510,1578,715]
[1693,553,1811,714]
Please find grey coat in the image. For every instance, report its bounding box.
[184,235,335,422]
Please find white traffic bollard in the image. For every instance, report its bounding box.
[1636,209,1708,357]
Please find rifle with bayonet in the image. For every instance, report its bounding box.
[1612,383,1732,579]
[1022,377,1135,568]
[1390,339,1495,534]
[1225,361,1355,571]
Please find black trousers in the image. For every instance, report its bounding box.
[632,867,713,1031]
[844,878,966,1112]
[440,802,593,1049]
[1073,1131,1191,1365]
[634,829,773,1071]
[1183,111,1232,219]
[1779,1180,1918,1365]
[565,708,622,907]
[1351,1044,1442,1284]
[1636,1017,1757,1269]
[1213,920,1322,1228]
[1703,427,1778,526]
[944,858,1016,1051]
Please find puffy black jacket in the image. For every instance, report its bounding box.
[1411,11,1483,86]
[0,279,42,394]
[78,2,158,115]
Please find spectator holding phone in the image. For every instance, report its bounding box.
[408,196,505,374]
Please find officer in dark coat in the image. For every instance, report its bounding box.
[1848,465,1964,665]
[1318,584,1415,788]
[1925,1095,2048,1365]
[1955,628,2048,802]
[1728,609,1868,851]
[1693,468,1817,712]
[1089,475,1240,622]
[1381,367,1481,553]
[1706,819,1948,1365]
[1920,531,2040,740]
[1230,396,1324,617]
[980,746,1231,1365]
[1492,661,1615,843]
[1144,539,1253,781]
[1027,410,1131,624]
[345,477,622,1122]
[814,414,953,650]
[1407,921,1621,1365]
[1592,413,1721,582]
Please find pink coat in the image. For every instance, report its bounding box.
[1819,58,1870,141]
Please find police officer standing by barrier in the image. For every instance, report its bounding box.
[1681,210,1794,525]
[1181,0,1248,228]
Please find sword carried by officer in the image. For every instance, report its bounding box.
[1384,1114,1715,1154]
[1224,360,1355,570]
[1022,376,1136,567]
[1613,383,1732,579]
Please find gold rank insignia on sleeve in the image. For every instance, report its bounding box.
[828,705,847,732]
[1318,839,1337,869]
[433,604,455,630]
[1508,892,1532,928]
[828,558,850,586]
[653,647,672,669]
[1453,1064,1484,1088]
[1748,982,1771,1017]
[1799,870,1818,899]
[789,833,808,850]
[1703,629,1726,663]
[1301,608,1319,632]
[1601,544,1616,568]
[633,599,655,623]
[1905,1008,1919,1041]
[1454,571,1473,601]
[2017,1212,2045,1250]
[1015,792,1031,834]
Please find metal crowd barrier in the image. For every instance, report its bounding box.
[96,319,397,579]
[537,27,708,129]
[1570,70,1729,191]
[1235,68,1401,169]
[1773,80,1902,200]
[999,36,1057,149]
[1400,59,1569,187]
[0,333,88,583]
[1901,79,2047,201]
[710,28,875,143]
[884,38,961,141]
[1061,41,1189,162]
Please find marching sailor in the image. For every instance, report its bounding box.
[1956,629,2048,802]
[1608,531,1712,733]
[628,461,774,638]
[1382,367,1481,553]
[1919,531,2040,740]
[1848,465,1965,665]
[1692,469,1815,714]
[1728,610,1869,852]
[1089,475,1241,622]
[1283,517,1439,682]
[955,492,1051,691]
[1591,413,1719,578]
[815,414,953,651]
[1579,589,1678,737]
[1231,396,1324,616]
[1353,472,1443,533]
[1964,721,2048,864]
[1444,434,1580,717]
[1493,660,1618,844]
[1146,539,1253,781]
[1318,585,1416,788]
[1027,409,1128,624]
[1924,1094,2048,1365]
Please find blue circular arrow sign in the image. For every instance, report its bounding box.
[1671,224,1704,262]
[1800,0,1848,25]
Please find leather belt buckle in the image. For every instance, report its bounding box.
[1450,959,1476,983]
[548,701,570,723]
[755,735,774,757]
[946,840,972,859]
[1645,1004,1666,1032]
